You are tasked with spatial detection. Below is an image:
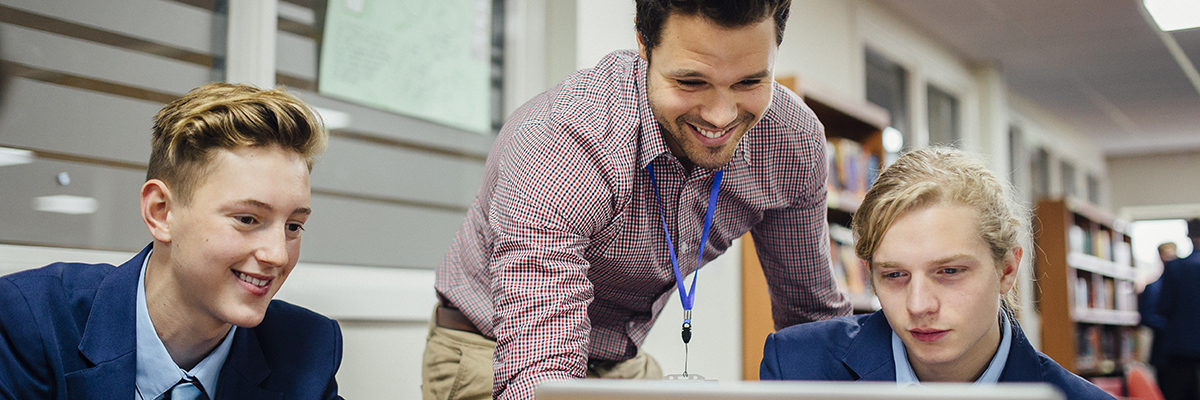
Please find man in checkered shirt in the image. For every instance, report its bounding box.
[422,1,850,398]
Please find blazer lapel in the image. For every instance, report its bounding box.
[998,320,1044,382]
[216,328,283,400]
[842,311,898,381]
[64,246,150,397]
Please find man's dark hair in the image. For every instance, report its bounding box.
[635,0,791,57]
[1187,217,1200,239]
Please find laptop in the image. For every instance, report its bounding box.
[535,380,1065,400]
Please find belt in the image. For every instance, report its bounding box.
[436,298,621,368]
[436,302,485,336]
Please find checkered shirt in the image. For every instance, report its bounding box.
[435,49,850,399]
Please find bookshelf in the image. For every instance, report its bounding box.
[1035,198,1140,376]
[740,77,888,379]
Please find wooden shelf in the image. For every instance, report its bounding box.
[741,75,889,380]
[1035,198,1141,375]
[829,224,854,245]
[1067,252,1135,281]
[1072,308,1139,326]
[827,190,862,215]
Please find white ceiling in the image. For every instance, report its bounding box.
[873,0,1200,156]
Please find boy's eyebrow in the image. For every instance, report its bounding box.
[230,199,312,216]
[872,254,976,270]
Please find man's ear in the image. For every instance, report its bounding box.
[141,179,173,243]
[999,247,1022,292]
[635,28,648,61]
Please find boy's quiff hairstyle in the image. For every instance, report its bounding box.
[851,147,1029,304]
[147,82,327,205]
[635,0,791,57]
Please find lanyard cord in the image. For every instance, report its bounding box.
[645,164,723,335]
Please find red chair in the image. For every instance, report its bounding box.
[1125,362,1165,400]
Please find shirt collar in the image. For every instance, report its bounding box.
[136,250,237,399]
[891,309,1012,385]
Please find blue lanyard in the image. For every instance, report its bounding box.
[645,164,723,328]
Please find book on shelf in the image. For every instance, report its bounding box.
[825,138,879,205]
[1112,240,1132,268]
[829,237,848,294]
[828,233,873,310]
[1081,223,1095,256]
[1102,278,1116,310]
[840,244,866,296]
[1115,280,1135,312]
[825,140,837,195]
[1076,325,1098,370]
[1069,225,1086,254]
[1074,275,1090,313]
[1119,326,1136,364]
[1093,229,1112,261]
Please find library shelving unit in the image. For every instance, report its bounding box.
[1034,197,1140,377]
[740,77,888,379]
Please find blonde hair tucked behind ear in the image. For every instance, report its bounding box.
[146,83,327,205]
[851,146,1029,306]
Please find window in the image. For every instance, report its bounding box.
[1086,173,1101,205]
[1060,160,1077,198]
[865,47,909,150]
[1031,147,1050,200]
[926,84,960,147]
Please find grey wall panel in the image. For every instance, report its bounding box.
[277,29,317,81]
[0,78,159,164]
[295,90,495,157]
[0,24,212,95]
[300,195,466,269]
[1,0,217,54]
[0,158,147,251]
[312,136,483,209]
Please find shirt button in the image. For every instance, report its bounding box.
[678,242,689,254]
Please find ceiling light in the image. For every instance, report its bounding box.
[33,195,98,215]
[0,147,34,167]
[1144,0,1200,31]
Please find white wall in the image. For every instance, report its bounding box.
[1108,150,1200,211]
[856,1,980,153]
[1009,93,1110,205]
[777,0,864,100]
[575,1,636,69]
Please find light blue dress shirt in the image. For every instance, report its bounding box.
[892,309,1012,385]
[135,250,237,400]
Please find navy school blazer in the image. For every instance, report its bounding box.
[0,245,343,399]
[761,311,1113,400]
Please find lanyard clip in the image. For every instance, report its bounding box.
[681,310,693,344]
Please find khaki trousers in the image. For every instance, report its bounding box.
[420,315,663,400]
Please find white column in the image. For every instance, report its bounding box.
[972,64,1010,175]
[225,0,278,88]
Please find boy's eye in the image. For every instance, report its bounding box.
[287,223,305,233]
[940,267,964,275]
[739,79,762,86]
[677,80,704,87]
[237,216,257,225]
[881,271,905,279]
